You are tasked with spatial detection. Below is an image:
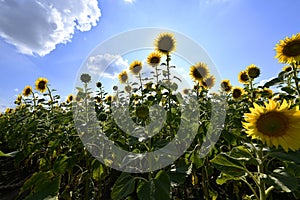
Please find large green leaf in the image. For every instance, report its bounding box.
[266,169,298,192]
[53,155,69,175]
[111,173,136,200]
[137,170,171,200]
[19,171,60,200]
[269,150,300,164]
[216,172,240,185]
[211,153,246,177]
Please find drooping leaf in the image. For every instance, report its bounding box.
[111,173,135,200]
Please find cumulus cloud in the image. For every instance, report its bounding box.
[0,0,101,56]
[87,53,129,79]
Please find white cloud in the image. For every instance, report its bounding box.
[14,88,19,92]
[124,0,136,4]
[87,53,129,79]
[0,0,101,56]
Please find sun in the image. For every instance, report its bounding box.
[275,33,300,64]
[243,99,300,152]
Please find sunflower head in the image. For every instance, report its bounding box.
[238,70,249,84]
[95,96,102,104]
[125,85,132,93]
[35,77,49,93]
[155,33,176,55]
[80,73,91,83]
[201,76,215,89]
[129,60,143,75]
[220,79,232,93]
[275,33,300,64]
[282,65,292,72]
[15,94,22,105]
[118,70,128,84]
[261,88,273,99]
[5,108,13,114]
[189,62,210,82]
[106,95,113,102]
[147,52,162,67]
[96,82,102,88]
[66,94,74,103]
[22,85,33,97]
[232,86,244,100]
[246,64,260,79]
[136,105,149,119]
[243,99,300,152]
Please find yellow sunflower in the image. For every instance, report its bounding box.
[243,99,300,152]
[129,60,143,75]
[147,52,161,67]
[246,64,260,79]
[22,85,32,97]
[15,94,22,104]
[66,94,74,103]
[275,33,300,64]
[155,32,176,55]
[35,77,49,93]
[232,86,244,100]
[238,70,249,84]
[282,65,292,72]
[118,70,128,84]
[201,75,215,89]
[220,79,232,93]
[189,62,210,82]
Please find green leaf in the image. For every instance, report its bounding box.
[137,170,170,200]
[53,155,69,175]
[263,77,281,88]
[267,169,298,192]
[190,151,204,169]
[216,172,240,185]
[0,150,18,157]
[281,86,296,94]
[269,150,300,164]
[211,153,246,177]
[91,159,105,180]
[19,171,60,200]
[111,173,136,200]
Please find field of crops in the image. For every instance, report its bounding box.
[1,33,300,200]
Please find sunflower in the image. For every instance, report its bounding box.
[246,64,260,79]
[275,33,300,64]
[96,82,102,88]
[5,108,13,114]
[66,94,74,103]
[155,33,176,55]
[106,95,113,102]
[35,77,49,93]
[189,62,210,82]
[129,60,143,75]
[282,65,292,72]
[147,52,161,67]
[262,88,273,99]
[125,85,132,93]
[118,70,128,84]
[15,94,22,105]
[95,96,102,104]
[243,99,300,152]
[80,73,91,83]
[232,86,244,100]
[22,85,33,97]
[220,79,232,93]
[238,70,249,84]
[201,75,215,89]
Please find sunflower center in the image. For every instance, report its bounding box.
[256,111,289,136]
[283,41,300,57]
[38,81,46,90]
[150,57,160,64]
[158,37,174,53]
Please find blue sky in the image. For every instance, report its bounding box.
[0,0,300,111]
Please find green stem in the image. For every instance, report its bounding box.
[46,85,54,110]
[249,79,255,103]
[241,177,259,200]
[292,63,300,97]
[257,147,266,200]
[166,54,171,113]
[139,73,143,102]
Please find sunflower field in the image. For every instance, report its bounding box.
[1,32,300,200]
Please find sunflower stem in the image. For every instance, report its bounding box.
[241,177,259,200]
[257,147,266,200]
[166,53,171,113]
[139,73,143,102]
[292,63,300,97]
[46,85,54,110]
